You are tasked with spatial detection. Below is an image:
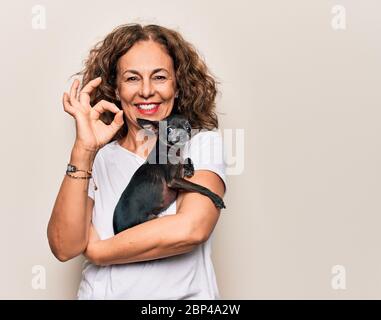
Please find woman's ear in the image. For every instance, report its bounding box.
[115,89,120,101]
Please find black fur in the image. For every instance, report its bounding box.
[112,113,226,234]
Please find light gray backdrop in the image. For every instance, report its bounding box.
[0,0,380,299]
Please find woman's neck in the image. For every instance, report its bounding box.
[118,127,157,160]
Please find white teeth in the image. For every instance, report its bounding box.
[136,104,159,110]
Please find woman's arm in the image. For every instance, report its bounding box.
[48,77,124,262]
[85,170,225,266]
[48,144,96,261]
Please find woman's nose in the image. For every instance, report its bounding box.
[139,79,155,98]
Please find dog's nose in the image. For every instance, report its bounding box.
[170,129,189,144]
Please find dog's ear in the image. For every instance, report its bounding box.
[136,118,159,134]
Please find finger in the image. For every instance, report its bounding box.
[62,92,76,116]
[109,110,124,130]
[92,99,121,117]
[69,79,80,105]
[79,77,102,105]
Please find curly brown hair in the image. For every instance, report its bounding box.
[74,23,221,142]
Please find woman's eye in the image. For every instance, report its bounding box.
[127,77,138,81]
[155,76,166,80]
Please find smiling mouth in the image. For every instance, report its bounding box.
[135,103,161,110]
[135,103,161,115]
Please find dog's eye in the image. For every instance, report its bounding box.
[186,126,191,133]
[167,127,173,134]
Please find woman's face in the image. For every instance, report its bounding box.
[115,40,177,130]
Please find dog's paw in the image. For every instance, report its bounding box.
[184,165,194,178]
[214,197,226,209]
[183,158,194,177]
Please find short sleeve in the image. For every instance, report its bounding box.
[184,130,227,192]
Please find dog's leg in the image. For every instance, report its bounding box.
[168,178,226,209]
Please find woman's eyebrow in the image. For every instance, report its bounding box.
[122,68,169,76]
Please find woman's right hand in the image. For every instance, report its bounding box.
[62,77,124,152]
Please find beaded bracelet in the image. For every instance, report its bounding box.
[66,172,92,179]
[65,164,97,189]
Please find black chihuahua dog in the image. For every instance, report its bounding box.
[113,113,226,234]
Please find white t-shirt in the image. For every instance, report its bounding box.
[77,130,227,300]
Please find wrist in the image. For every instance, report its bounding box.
[72,141,98,155]
[70,143,97,169]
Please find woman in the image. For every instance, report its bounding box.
[48,23,226,299]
